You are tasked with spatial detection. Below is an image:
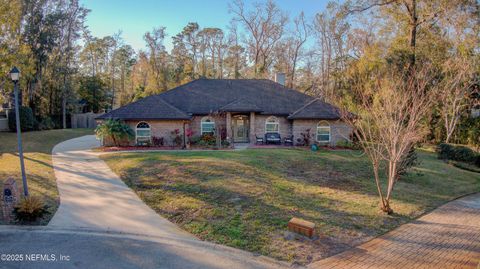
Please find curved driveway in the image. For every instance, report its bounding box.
[0,135,288,269]
[49,135,193,240]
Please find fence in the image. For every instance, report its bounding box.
[0,109,8,131]
[71,112,104,129]
[0,118,8,131]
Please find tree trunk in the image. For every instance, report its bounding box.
[234,55,240,79]
[62,73,68,129]
[372,161,387,211]
[111,70,115,110]
[445,132,451,143]
[111,134,118,147]
[408,0,417,69]
[62,97,66,129]
[384,160,397,214]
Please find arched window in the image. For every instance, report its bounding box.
[136,121,151,144]
[201,117,215,135]
[265,116,279,133]
[316,121,330,142]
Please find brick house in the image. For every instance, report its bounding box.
[97,78,352,146]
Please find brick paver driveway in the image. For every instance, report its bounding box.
[310,193,480,269]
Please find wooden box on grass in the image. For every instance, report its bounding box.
[287,217,315,238]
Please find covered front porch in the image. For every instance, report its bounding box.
[226,112,257,144]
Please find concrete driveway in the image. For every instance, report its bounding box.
[49,135,193,240]
[0,135,290,269]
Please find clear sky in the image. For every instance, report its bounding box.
[79,0,330,51]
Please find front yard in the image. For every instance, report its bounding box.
[0,129,93,224]
[102,148,480,265]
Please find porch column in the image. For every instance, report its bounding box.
[184,121,191,149]
[226,112,232,142]
[249,112,255,143]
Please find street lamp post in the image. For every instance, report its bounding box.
[10,67,29,197]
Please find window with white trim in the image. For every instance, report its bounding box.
[201,117,215,135]
[316,121,330,142]
[265,116,279,133]
[136,122,151,144]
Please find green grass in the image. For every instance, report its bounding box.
[0,129,93,224]
[101,148,480,265]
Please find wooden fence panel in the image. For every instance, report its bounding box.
[71,112,103,129]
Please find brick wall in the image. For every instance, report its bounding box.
[189,115,227,138]
[253,115,292,138]
[126,120,186,146]
[100,117,352,147]
[292,119,352,146]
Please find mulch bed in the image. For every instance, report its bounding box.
[96,145,356,152]
[96,146,234,152]
[97,146,181,152]
[249,144,303,149]
[249,144,355,150]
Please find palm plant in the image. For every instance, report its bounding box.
[95,119,134,146]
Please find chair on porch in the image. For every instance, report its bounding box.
[255,134,264,144]
[284,135,294,146]
[265,133,281,144]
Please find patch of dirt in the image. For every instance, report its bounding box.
[269,229,372,265]
[284,161,359,189]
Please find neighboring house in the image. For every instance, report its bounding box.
[97,77,352,146]
[0,99,11,132]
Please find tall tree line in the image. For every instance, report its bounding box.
[0,0,88,128]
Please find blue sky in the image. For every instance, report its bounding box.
[80,0,330,51]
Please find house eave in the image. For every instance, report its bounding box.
[287,116,342,120]
[96,116,193,121]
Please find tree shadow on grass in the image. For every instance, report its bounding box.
[104,149,479,235]
[0,172,58,225]
[118,156,407,263]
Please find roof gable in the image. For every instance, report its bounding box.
[288,99,342,120]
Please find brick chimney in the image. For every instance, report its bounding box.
[274,72,286,86]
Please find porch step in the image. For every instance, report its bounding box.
[234,143,250,150]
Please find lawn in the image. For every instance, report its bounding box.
[101,148,480,265]
[0,129,93,225]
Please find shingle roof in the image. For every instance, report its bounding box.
[219,98,262,112]
[158,79,310,115]
[97,95,192,120]
[97,79,343,120]
[287,99,342,120]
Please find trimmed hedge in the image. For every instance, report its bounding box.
[451,161,480,173]
[437,143,479,167]
[8,106,35,132]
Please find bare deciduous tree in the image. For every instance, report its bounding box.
[274,12,310,88]
[340,66,435,213]
[439,56,479,143]
[230,0,288,77]
[313,4,351,101]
